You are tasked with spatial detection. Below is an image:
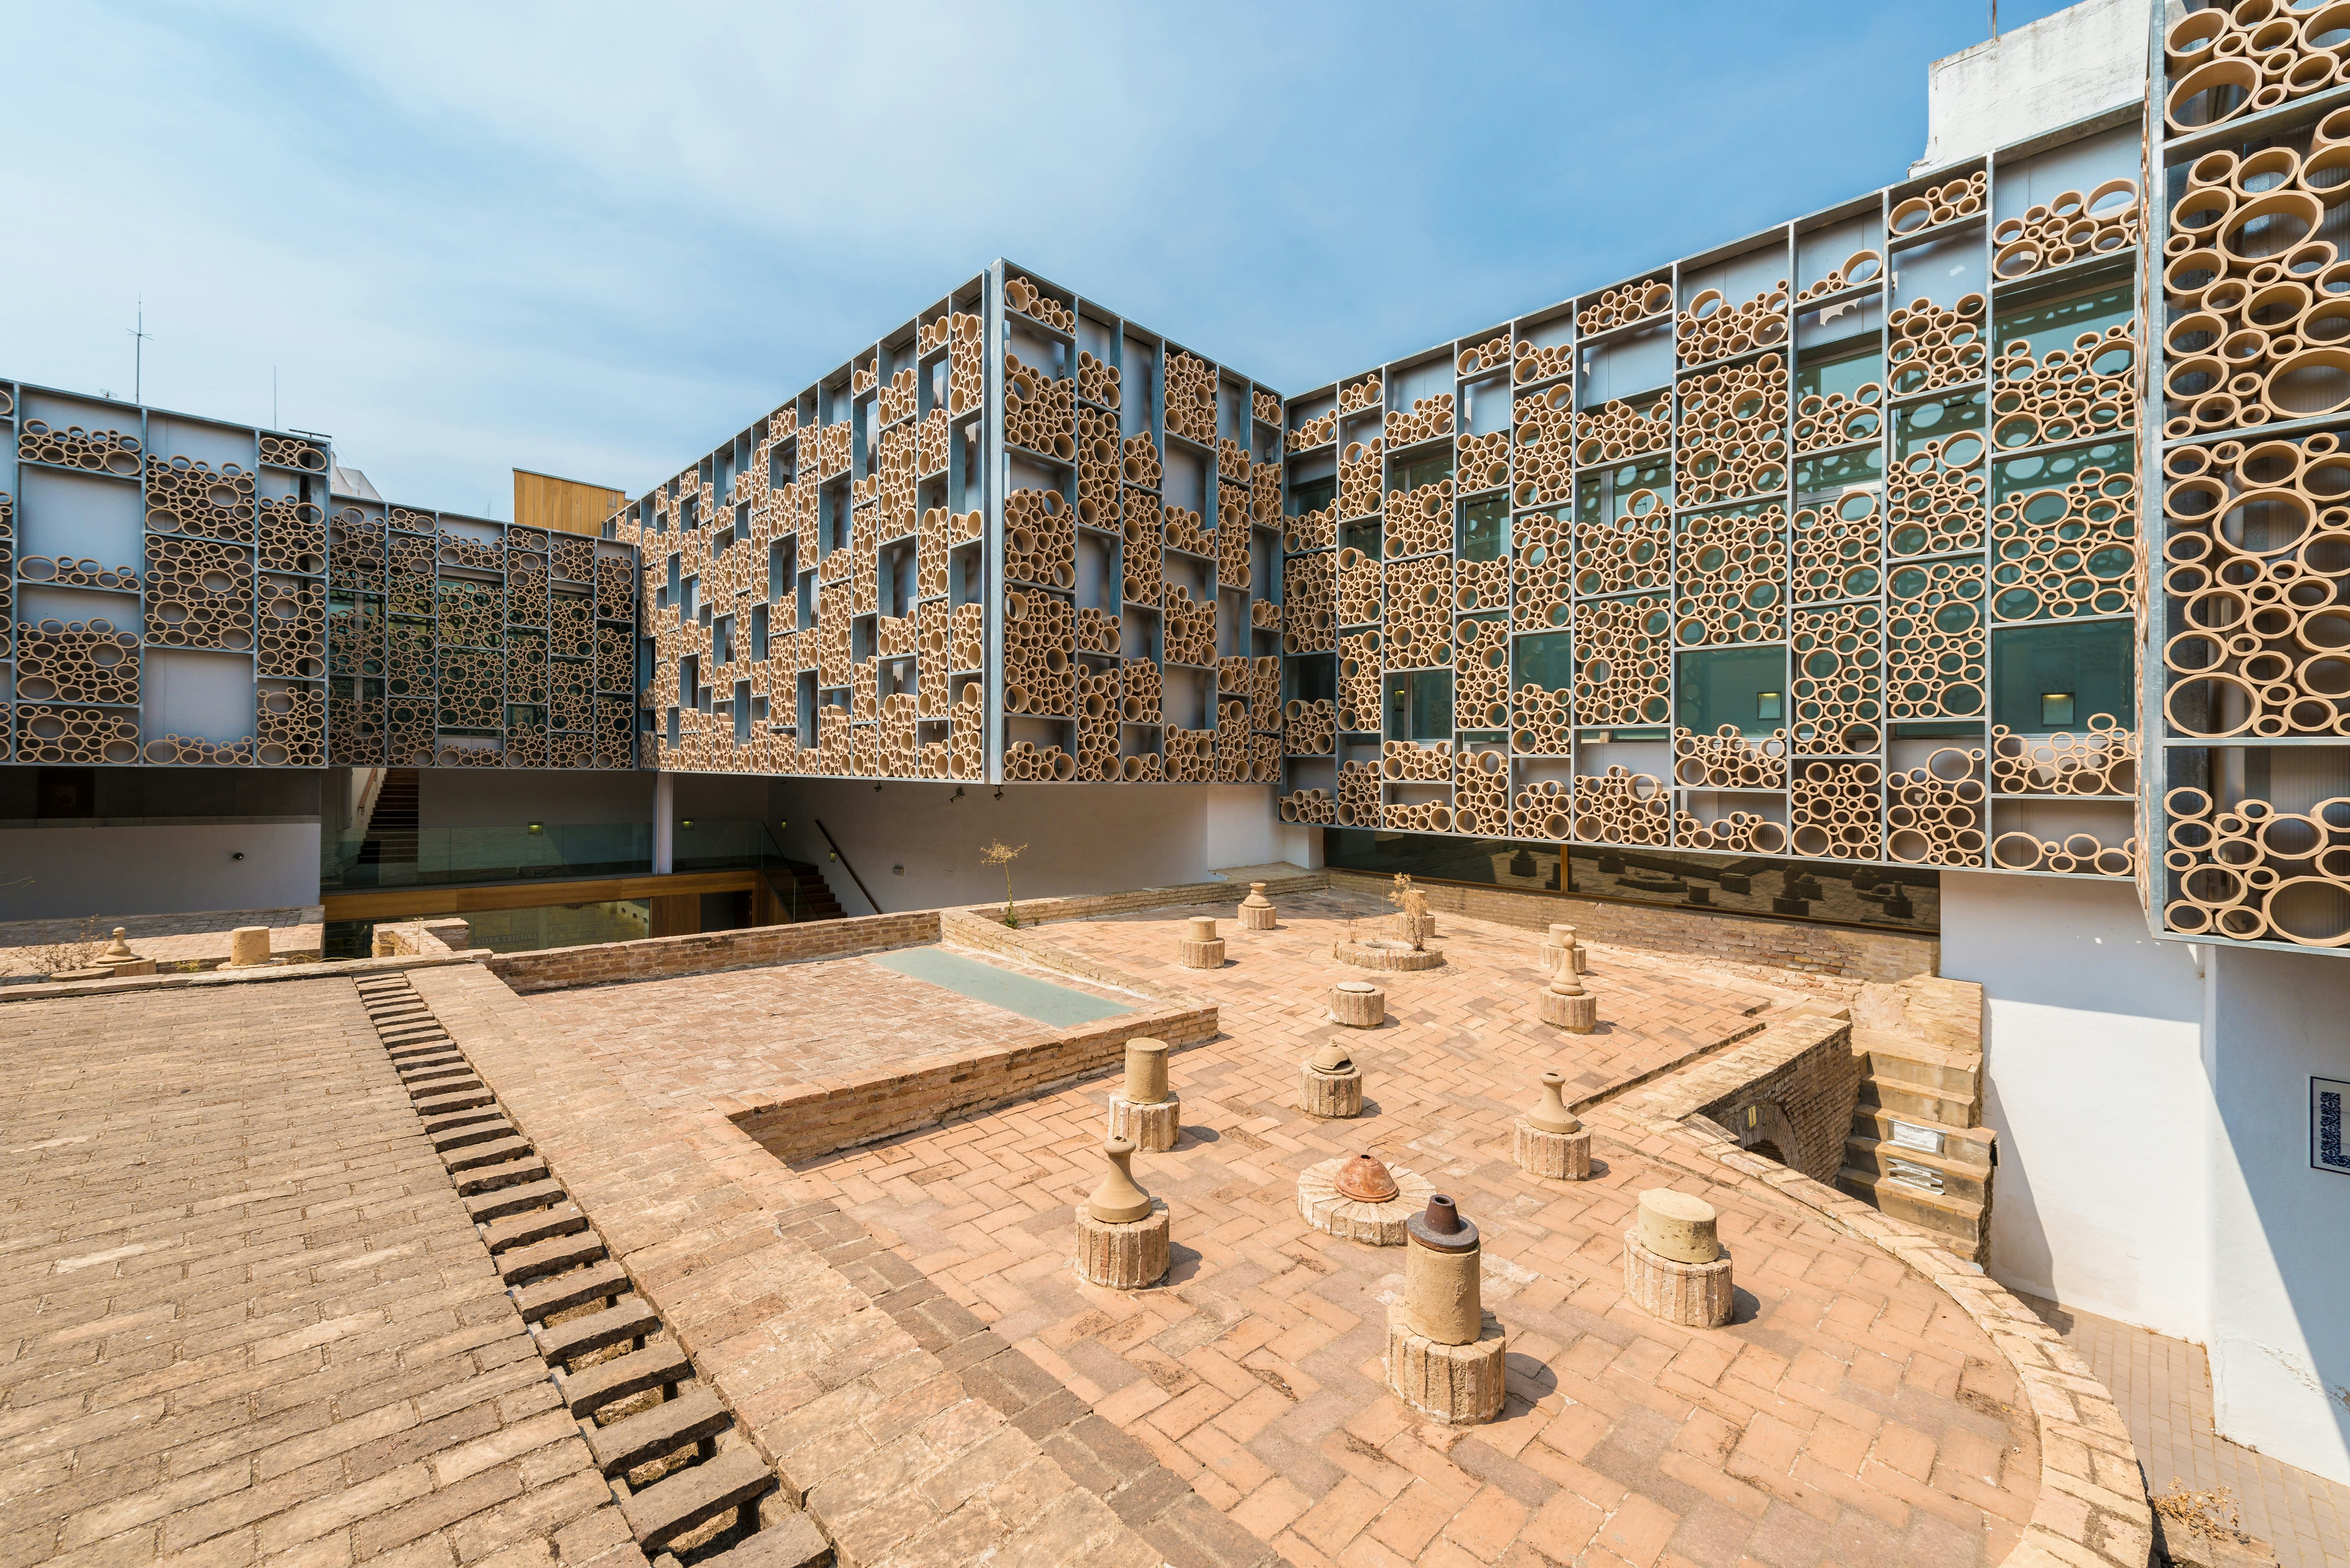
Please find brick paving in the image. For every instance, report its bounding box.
[1048,887,1787,1111]
[2026,1295,2350,1568]
[793,897,2042,1568]
[525,945,1145,1117]
[0,976,643,1568]
[1,908,325,981]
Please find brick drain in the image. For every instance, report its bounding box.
[355,972,829,1568]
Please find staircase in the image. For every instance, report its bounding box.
[1835,976,1996,1265]
[356,769,420,865]
[763,860,845,923]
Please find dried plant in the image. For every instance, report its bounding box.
[1387,873,1431,951]
[25,916,105,977]
[980,840,1027,927]
[2151,1484,2252,1545]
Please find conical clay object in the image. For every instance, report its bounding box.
[1334,1153,1398,1202]
[1088,1138,1154,1224]
[1525,1071,1580,1135]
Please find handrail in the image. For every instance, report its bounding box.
[812,818,880,915]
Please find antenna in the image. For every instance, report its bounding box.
[272,366,279,428]
[1990,1,1998,43]
[127,296,153,404]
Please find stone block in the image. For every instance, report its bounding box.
[1329,981,1385,1026]
[1513,1119,1591,1180]
[1300,1065,1363,1118]
[1383,1306,1507,1425]
[1075,1200,1170,1289]
[1622,1231,1734,1327]
[1108,1095,1180,1152]
[1539,988,1598,1031]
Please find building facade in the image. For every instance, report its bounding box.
[3,0,2348,1486]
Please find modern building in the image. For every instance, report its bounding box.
[2,0,2346,1493]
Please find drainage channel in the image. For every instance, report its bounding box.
[355,973,829,1568]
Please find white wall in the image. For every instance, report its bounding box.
[1913,0,2144,171]
[763,780,1292,915]
[0,822,320,920]
[2206,946,2350,1485]
[1940,871,2211,1340]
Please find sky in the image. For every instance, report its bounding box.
[0,0,2084,516]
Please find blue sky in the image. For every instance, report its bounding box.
[0,0,2081,515]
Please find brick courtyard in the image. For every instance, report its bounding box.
[792,891,2042,1568]
[0,977,640,1568]
[0,878,2166,1568]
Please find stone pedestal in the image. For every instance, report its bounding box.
[1296,1157,1433,1243]
[1328,980,1385,1026]
[1383,1307,1508,1426]
[1333,940,1443,972]
[1622,1189,1732,1327]
[1539,923,1586,976]
[1539,987,1598,1032]
[1239,882,1277,930]
[1622,1232,1734,1326]
[227,926,273,968]
[1075,1201,1170,1289]
[1178,915,1226,969]
[1108,1095,1180,1151]
[1512,1119,1592,1180]
[1300,1065,1364,1118]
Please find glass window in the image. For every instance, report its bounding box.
[1678,646,1790,736]
[1995,279,2133,363]
[1991,620,2134,733]
[1515,632,1574,692]
[1460,497,1509,561]
[1321,829,1939,932]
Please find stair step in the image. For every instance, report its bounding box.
[1862,1050,1981,1098]
[468,1177,567,1222]
[499,1231,607,1285]
[620,1448,775,1550]
[1857,1078,1975,1127]
[423,1108,509,1141]
[515,1259,631,1323]
[446,1134,533,1172]
[1847,1106,1995,1166]
[562,1339,692,1417]
[534,1296,660,1363]
[1837,1166,1986,1241]
[695,1512,828,1568]
[482,1201,586,1254]
[455,1157,551,1197]
[415,1087,498,1117]
[1844,1137,1989,1203]
[585,1386,732,1474]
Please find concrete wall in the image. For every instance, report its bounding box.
[0,821,321,920]
[1913,0,2144,170]
[2206,945,2350,1485]
[1942,871,2209,1340]
[413,769,766,829]
[763,780,1288,915]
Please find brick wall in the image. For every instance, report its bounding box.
[1324,869,1935,983]
[487,909,941,993]
[729,1002,1216,1165]
[1604,1012,1859,1185]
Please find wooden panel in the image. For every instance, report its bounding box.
[513,469,626,539]
[649,894,699,939]
[324,869,758,923]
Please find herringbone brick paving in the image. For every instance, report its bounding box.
[795,895,2042,1568]
[0,977,644,1568]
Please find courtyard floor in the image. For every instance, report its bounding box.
[784,890,2043,1568]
